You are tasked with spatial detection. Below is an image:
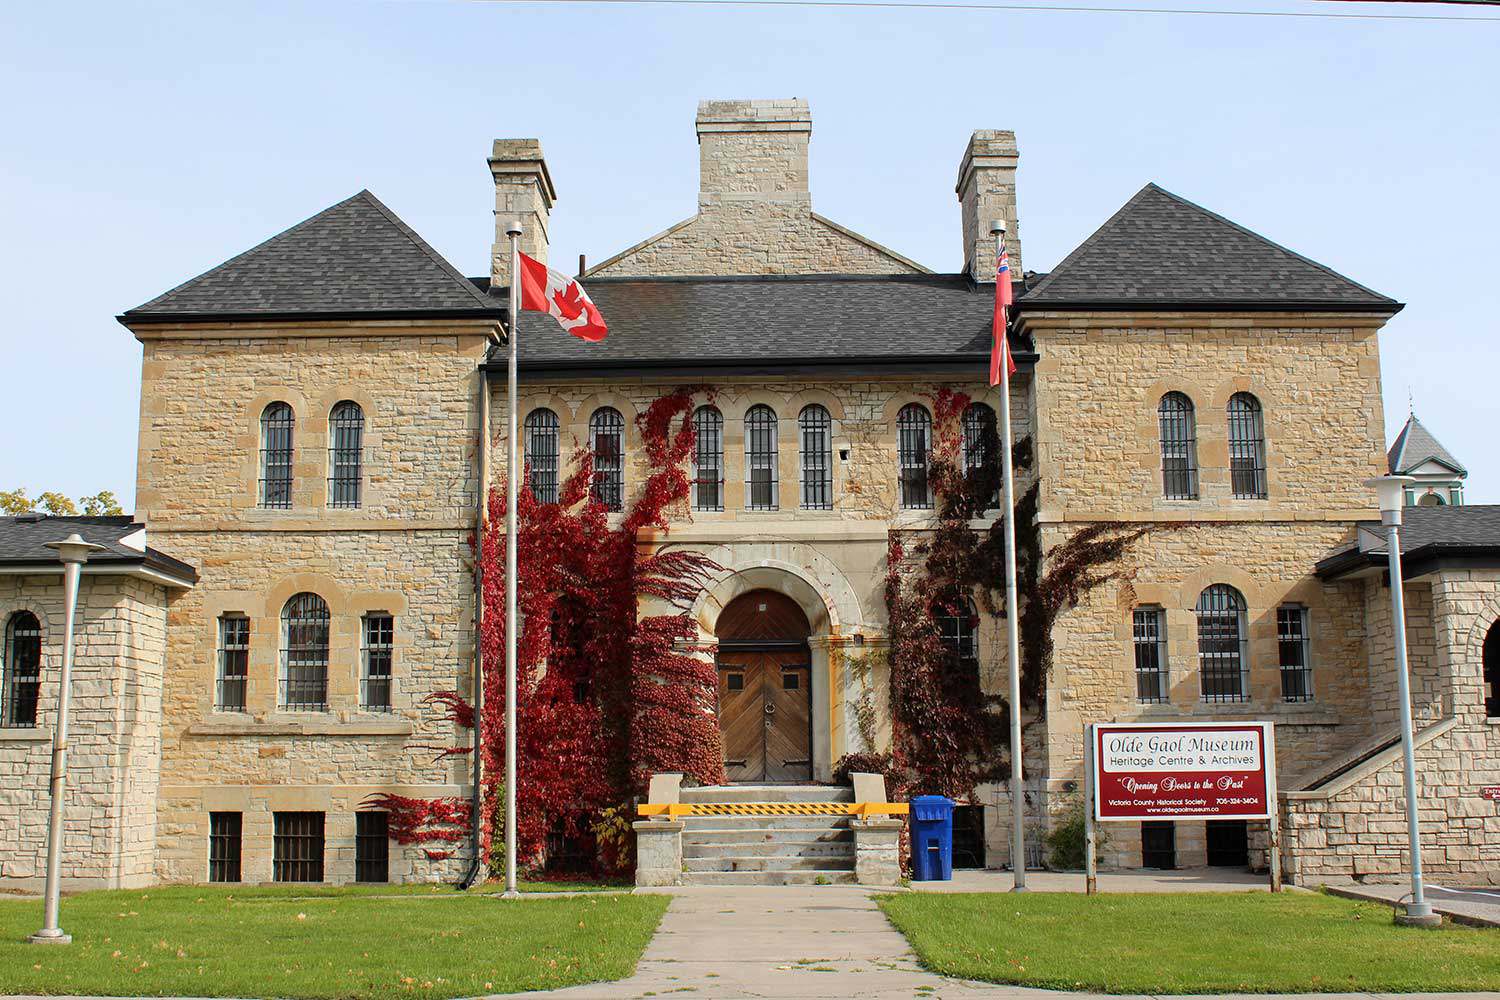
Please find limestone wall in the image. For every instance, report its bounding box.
[0,574,169,890]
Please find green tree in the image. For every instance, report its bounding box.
[1,488,124,516]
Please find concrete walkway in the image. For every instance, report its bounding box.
[1326,881,1500,928]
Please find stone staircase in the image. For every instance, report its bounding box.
[679,784,858,886]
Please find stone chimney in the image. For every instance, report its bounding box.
[695,99,812,211]
[489,138,556,287]
[956,130,1022,281]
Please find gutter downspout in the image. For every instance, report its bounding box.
[461,333,499,889]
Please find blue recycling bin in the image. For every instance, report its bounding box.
[910,795,955,881]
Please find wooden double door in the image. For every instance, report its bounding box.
[717,650,812,782]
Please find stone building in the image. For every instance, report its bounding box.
[3,98,1496,887]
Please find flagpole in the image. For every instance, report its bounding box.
[503,220,522,899]
[992,219,1027,892]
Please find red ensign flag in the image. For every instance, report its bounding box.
[989,238,1015,385]
[518,251,608,342]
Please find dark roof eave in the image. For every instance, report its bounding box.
[118,308,505,327]
[1015,299,1402,314]
[487,352,1040,379]
[1316,542,1500,581]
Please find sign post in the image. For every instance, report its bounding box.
[1088,721,1280,891]
[1083,722,1098,895]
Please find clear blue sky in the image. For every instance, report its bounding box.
[2,1,1494,507]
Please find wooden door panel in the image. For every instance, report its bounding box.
[718,654,766,781]
[766,662,812,781]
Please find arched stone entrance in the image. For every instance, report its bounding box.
[716,590,813,782]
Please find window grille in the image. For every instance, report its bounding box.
[744,405,779,510]
[938,597,979,665]
[215,615,250,712]
[361,613,394,712]
[1158,393,1198,500]
[692,406,723,512]
[1133,607,1169,703]
[524,408,560,504]
[328,401,364,508]
[273,811,324,882]
[2,611,41,728]
[1227,392,1267,499]
[355,811,390,883]
[798,405,833,510]
[1276,605,1313,702]
[208,811,242,883]
[897,404,932,509]
[962,403,1000,511]
[259,402,295,509]
[1196,584,1249,702]
[589,407,624,511]
[280,593,329,711]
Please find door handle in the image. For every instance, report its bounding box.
[764,703,775,715]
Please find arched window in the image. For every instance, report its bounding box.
[328,401,364,509]
[1196,584,1249,703]
[1484,619,1499,719]
[745,404,779,511]
[1227,392,1267,499]
[962,402,999,511]
[260,402,295,509]
[524,408,560,504]
[1158,393,1198,500]
[2,611,42,727]
[897,404,932,509]
[280,593,329,711]
[798,404,833,510]
[692,406,723,512]
[589,407,625,512]
[938,596,979,666]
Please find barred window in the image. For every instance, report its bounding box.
[962,402,999,512]
[938,597,979,665]
[259,402,295,509]
[215,615,250,712]
[208,811,242,883]
[524,408,560,505]
[280,592,329,711]
[355,811,390,883]
[1485,620,1499,718]
[1227,392,1267,499]
[328,401,364,509]
[745,404,779,511]
[1133,606,1169,704]
[361,613,394,711]
[798,405,833,510]
[1196,585,1249,703]
[273,811,324,882]
[692,406,724,512]
[897,404,932,509]
[589,407,624,512]
[1277,605,1313,702]
[2,611,41,728]
[1158,393,1198,500]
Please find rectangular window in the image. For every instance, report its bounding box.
[361,613,394,712]
[273,811,325,882]
[216,615,250,712]
[208,811,242,883]
[692,408,723,512]
[355,812,390,883]
[1277,605,1313,702]
[1132,607,1169,704]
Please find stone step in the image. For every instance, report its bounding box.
[679,784,853,804]
[684,840,855,860]
[680,815,850,831]
[684,854,856,873]
[682,869,860,886]
[681,827,853,846]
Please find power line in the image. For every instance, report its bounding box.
[478,0,1500,20]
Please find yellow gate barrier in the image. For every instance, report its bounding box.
[637,801,908,818]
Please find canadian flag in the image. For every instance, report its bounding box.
[518,251,608,342]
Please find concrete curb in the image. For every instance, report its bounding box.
[1322,884,1500,928]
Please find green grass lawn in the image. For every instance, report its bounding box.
[0,885,666,999]
[879,890,1500,994]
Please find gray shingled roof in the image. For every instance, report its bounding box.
[0,516,196,584]
[1315,504,1500,579]
[1388,414,1467,475]
[122,191,500,323]
[483,274,1030,372]
[1020,184,1399,310]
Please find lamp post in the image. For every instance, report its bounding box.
[30,532,104,945]
[1364,476,1441,928]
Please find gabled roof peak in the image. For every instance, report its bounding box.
[1388,413,1467,476]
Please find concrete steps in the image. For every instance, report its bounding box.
[679,784,856,886]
